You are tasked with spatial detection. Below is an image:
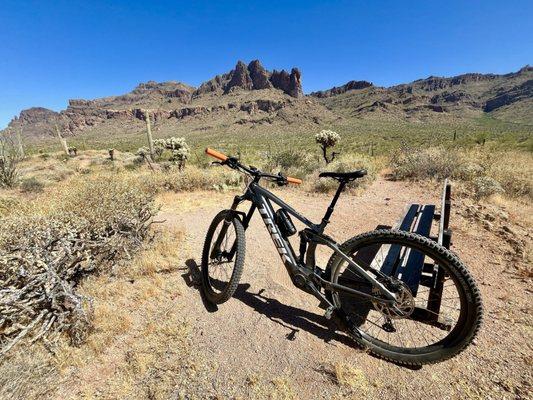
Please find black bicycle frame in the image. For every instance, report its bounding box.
[226,181,398,305]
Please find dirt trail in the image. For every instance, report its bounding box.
[154,178,531,399]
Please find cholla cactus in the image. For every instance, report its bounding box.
[152,139,166,159]
[170,147,189,170]
[137,137,190,169]
[315,129,341,164]
[136,146,150,160]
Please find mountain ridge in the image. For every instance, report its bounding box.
[8,62,532,139]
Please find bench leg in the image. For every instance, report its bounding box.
[427,229,452,319]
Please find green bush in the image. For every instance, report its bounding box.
[263,149,319,178]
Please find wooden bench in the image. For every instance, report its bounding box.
[336,180,453,329]
[380,179,452,328]
[382,180,452,293]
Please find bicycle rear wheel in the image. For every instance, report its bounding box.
[201,210,245,304]
[325,229,483,366]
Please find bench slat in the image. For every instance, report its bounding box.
[380,204,420,276]
[396,205,435,295]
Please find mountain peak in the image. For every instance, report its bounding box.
[196,60,303,98]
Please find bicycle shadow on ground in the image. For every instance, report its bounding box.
[182,258,350,345]
[182,258,422,370]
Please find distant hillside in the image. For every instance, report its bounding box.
[8,60,325,139]
[311,66,533,124]
[6,62,532,147]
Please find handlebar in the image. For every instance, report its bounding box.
[205,147,302,185]
[205,148,228,162]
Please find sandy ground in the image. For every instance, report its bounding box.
[148,179,530,399]
[3,178,530,399]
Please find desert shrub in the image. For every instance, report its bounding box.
[484,151,533,199]
[19,177,45,193]
[140,165,243,193]
[263,149,319,178]
[455,162,484,181]
[0,175,156,354]
[389,146,464,181]
[0,133,22,188]
[468,176,505,199]
[307,153,377,193]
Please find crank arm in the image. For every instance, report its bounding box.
[304,280,336,310]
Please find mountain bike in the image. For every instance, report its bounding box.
[201,148,483,366]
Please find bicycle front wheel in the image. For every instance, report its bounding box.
[325,229,483,366]
[201,210,246,304]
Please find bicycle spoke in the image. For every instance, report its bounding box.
[333,237,466,351]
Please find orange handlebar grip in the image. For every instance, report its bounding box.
[287,176,303,185]
[205,148,228,161]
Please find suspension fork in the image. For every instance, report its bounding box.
[210,195,255,260]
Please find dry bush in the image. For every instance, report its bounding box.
[0,174,156,355]
[307,153,378,193]
[139,165,243,193]
[389,145,533,200]
[483,150,532,199]
[389,146,463,181]
[19,177,45,193]
[263,149,320,179]
[468,176,504,199]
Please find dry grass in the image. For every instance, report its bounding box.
[333,363,373,395]
[8,149,383,197]
[0,226,195,400]
[389,145,533,200]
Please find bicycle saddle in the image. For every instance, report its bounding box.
[319,169,367,180]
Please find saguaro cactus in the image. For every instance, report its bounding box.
[145,111,155,158]
[55,124,70,156]
[16,127,25,159]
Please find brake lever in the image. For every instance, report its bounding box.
[211,161,223,166]
[276,172,288,186]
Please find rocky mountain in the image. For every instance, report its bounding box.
[312,65,533,123]
[309,80,373,98]
[7,62,532,140]
[195,60,303,98]
[8,60,311,137]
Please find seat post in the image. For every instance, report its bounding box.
[319,180,346,231]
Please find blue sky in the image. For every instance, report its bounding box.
[1,0,531,128]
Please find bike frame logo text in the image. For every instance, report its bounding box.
[258,205,293,265]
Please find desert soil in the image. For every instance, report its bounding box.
[14,178,531,400]
[152,179,531,399]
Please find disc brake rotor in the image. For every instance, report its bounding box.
[372,281,415,319]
